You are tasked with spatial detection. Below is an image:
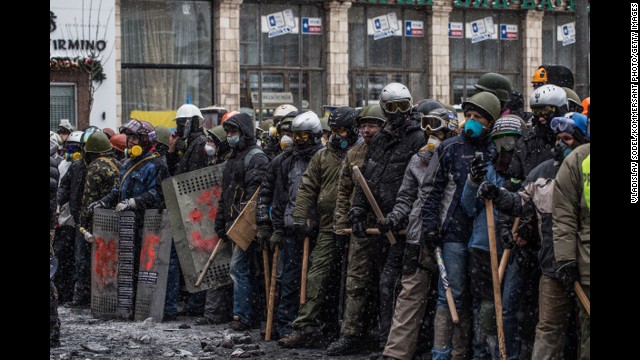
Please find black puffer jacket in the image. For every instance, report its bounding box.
[50,155,60,229]
[56,159,87,224]
[352,119,426,216]
[167,129,209,176]
[256,151,292,229]
[507,125,555,183]
[214,114,269,234]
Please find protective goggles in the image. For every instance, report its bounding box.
[550,117,577,134]
[293,131,310,142]
[330,127,349,137]
[531,106,557,118]
[381,100,412,114]
[421,116,456,132]
[492,135,518,153]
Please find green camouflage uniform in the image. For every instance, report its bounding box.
[79,156,121,231]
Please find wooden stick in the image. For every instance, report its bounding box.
[300,236,310,304]
[574,282,590,317]
[265,245,279,341]
[434,247,459,324]
[195,237,224,287]
[498,218,520,285]
[343,228,406,235]
[486,199,506,360]
[351,165,396,244]
[263,248,270,309]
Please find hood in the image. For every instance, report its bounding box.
[226,113,256,143]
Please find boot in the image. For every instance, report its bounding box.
[326,335,364,356]
[277,326,323,348]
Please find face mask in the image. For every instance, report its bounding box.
[204,144,217,157]
[387,112,406,127]
[494,151,514,174]
[426,135,442,151]
[553,140,572,161]
[330,134,350,150]
[176,118,192,139]
[228,135,240,148]
[280,135,294,153]
[464,119,484,138]
[125,145,143,159]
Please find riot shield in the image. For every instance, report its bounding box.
[161,163,232,293]
[134,209,172,321]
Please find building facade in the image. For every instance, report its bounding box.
[50,0,589,129]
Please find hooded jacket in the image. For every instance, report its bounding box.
[167,128,208,176]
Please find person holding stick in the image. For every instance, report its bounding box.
[420,92,501,359]
[278,107,362,348]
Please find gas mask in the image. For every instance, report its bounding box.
[426,135,442,151]
[464,119,485,138]
[280,135,294,153]
[204,143,217,157]
[125,145,143,159]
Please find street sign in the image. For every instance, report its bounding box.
[560,22,576,46]
[500,24,518,40]
[470,17,495,44]
[405,20,424,37]
[449,22,463,38]
[302,17,322,35]
[370,12,398,40]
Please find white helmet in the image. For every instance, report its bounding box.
[175,104,204,120]
[58,119,74,132]
[67,131,84,144]
[529,85,568,111]
[380,83,413,110]
[273,104,299,119]
[292,111,323,145]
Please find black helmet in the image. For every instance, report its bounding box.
[475,72,512,105]
[328,106,359,148]
[414,99,445,117]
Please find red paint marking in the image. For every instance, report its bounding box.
[211,184,222,199]
[189,230,219,253]
[140,233,161,271]
[196,189,213,207]
[208,206,218,220]
[189,209,203,223]
[94,237,117,287]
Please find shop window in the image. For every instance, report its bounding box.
[542,13,588,72]
[121,0,213,121]
[449,9,522,106]
[348,5,428,107]
[240,2,324,121]
[50,85,77,131]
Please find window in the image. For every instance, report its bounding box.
[349,5,428,107]
[50,85,76,131]
[121,0,214,121]
[449,9,522,106]
[542,13,589,71]
[240,2,325,121]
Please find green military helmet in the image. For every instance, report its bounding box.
[154,126,171,147]
[206,125,227,144]
[462,92,501,123]
[320,115,330,132]
[259,119,274,132]
[357,104,386,126]
[84,131,112,153]
[475,72,512,105]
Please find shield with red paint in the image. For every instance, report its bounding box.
[161,163,232,292]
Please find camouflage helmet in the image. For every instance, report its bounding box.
[154,126,171,147]
[475,72,512,104]
[84,131,112,153]
[357,104,386,126]
[462,92,501,123]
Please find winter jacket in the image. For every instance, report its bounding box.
[460,161,505,253]
[333,142,368,235]
[101,151,169,219]
[553,143,590,286]
[167,129,209,176]
[79,156,121,231]
[507,125,555,184]
[256,151,292,229]
[293,143,346,231]
[421,132,493,244]
[50,155,60,229]
[280,142,325,229]
[56,159,87,224]
[58,159,72,183]
[387,145,435,245]
[353,120,426,218]
[214,114,269,234]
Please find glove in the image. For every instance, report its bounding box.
[403,243,421,276]
[497,218,515,249]
[376,217,395,235]
[348,207,367,238]
[422,230,442,253]
[292,218,312,238]
[469,154,487,184]
[334,233,350,249]
[477,181,500,201]
[88,200,106,212]
[256,224,273,249]
[555,260,578,292]
[269,229,284,250]
[115,198,136,212]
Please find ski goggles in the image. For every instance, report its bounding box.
[330,127,349,137]
[421,115,456,132]
[293,131,311,142]
[381,100,412,114]
[550,117,577,134]
[531,106,557,118]
[492,135,518,153]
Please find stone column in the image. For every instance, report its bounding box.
[215,0,242,109]
[115,0,122,127]
[325,1,351,106]
[429,1,453,105]
[522,9,544,109]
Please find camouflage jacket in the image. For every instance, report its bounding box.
[333,142,368,235]
[79,156,120,231]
